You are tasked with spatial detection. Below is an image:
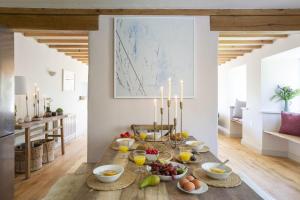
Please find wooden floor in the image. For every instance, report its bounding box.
[218,134,300,200]
[14,135,87,200]
[14,134,300,200]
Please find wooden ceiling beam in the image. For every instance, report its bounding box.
[23,32,88,37]
[65,53,88,56]
[219,33,288,38]
[219,50,252,54]
[49,45,88,49]
[37,39,88,43]
[219,40,273,45]
[72,55,89,59]
[0,14,98,30]
[57,49,88,53]
[1,8,300,16]
[211,16,300,31]
[218,45,262,50]
[219,54,244,57]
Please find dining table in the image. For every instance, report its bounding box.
[58,137,263,200]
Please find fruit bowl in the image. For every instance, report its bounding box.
[146,161,188,181]
[145,148,159,162]
[116,138,135,147]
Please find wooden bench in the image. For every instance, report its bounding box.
[264,131,300,144]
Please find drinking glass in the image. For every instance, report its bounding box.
[118,140,129,159]
[133,150,146,173]
[179,147,192,163]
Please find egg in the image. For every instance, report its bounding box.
[179,178,189,187]
[183,182,195,192]
[191,179,201,189]
[186,175,195,181]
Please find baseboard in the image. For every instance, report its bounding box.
[218,125,229,135]
[261,149,288,157]
[241,139,261,154]
[288,152,300,163]
[238,173,276,200]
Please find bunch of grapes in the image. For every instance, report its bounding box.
[150,162,185,179]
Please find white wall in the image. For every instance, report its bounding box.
[218,34,300,162]
[15,33,88,141]
[261,48,300,113]
[1,0,300,9]
[88,15,218,162]
[218,64,246,131]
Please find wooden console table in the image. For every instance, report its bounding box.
[15,115,68,179]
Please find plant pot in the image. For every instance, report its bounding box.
[52,112,57,116]
[57,112,63,116]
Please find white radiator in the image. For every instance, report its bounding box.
[63,114,77,143]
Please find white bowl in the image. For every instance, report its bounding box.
[146,161,188,181]
[185,141,205,152]
[116,138,135,147]
[93,165,124,183]
[146,153,159,162]
[201,162,232,180]
[146,132,162,140]
[177,181,208,194]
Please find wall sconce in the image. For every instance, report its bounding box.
[47,69,57,76]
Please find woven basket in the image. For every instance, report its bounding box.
[39,139,55,164]
[15,140,43,173]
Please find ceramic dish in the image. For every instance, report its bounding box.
[185,141,205,152]
[93,164,124,183]
[116,138,135,147]
[146,161,188,181]
[201,162,232,180]
[146,153,159,162]
[177,181,208,194]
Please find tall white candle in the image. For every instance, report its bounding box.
[168,78,171,101]
[174,95,178,119]
[154,99,157,122]
[160,86,164,108]
[180,80,184,102]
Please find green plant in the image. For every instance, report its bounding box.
[271,85,300,102]
[56,108,63,113]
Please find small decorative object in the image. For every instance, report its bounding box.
[24,115,31,123]
[45,106,52,117]
[52,112,57,116]
[47,69,57,77]
[56,108,63,115]
[271,85,300,112]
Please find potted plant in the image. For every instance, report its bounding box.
[56,108,63,115]
[271,85,300,112]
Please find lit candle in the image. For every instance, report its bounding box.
[174,95,178,119]
[160,86,164,108]
[180,80,184,102]
[168,78,171,101]
[154,99,157,122]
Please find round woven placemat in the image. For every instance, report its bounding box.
[135,142,169,153]
[192,168,241,188]
[86,169,137,191]
[129,151,172,164]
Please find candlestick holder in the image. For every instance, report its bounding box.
[167,99,171,141]
[171,117,177,149]
[160,107,163,142]
[180,101,183,138]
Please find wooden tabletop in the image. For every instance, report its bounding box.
[70,138,262,200]
[15,115,68,129]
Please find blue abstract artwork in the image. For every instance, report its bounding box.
[114,17,195,98]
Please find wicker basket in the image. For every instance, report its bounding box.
[40,139,55,164]
[15,140,43,173]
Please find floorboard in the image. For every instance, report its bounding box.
[218,134,300,200]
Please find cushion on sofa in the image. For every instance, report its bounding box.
[279,112,300,137]
[232,99,246,118]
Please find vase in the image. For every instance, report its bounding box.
[283,100,290,112]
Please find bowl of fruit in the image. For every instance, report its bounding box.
[145,148,159,162]
[177,175,208,194]
[120,131,133,138]
[147,161,188,181]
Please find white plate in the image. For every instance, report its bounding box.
[146,161,188,181]
[177,181,208,194]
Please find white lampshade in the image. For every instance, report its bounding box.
[15,76,27,95]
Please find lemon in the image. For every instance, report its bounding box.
[210,167,225,174]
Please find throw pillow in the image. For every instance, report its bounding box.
[279,112,300,137]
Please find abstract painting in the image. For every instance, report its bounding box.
[114,17,195,98]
